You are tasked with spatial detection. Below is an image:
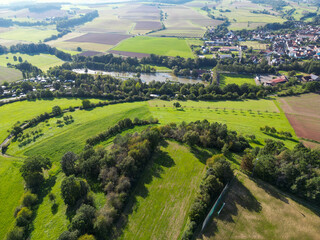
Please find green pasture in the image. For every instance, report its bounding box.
[0,156,24,240]
[0,53,64,71]
[0,98,108,144]
[0,66,22,84]
[0,27,58,43]
[112,36,194,58]
[120,141,206,240]
[219,73,256,86]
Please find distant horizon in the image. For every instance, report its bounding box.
[0,0,133,5]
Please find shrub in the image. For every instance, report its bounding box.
[5,226,24,240]
[16,207,32,227]
[21,191,38,207]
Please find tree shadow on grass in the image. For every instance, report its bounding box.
[199,177,261,239]
[113,140,175,238]
[190,146,219,164]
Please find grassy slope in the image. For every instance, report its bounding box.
[120,141,206,240]
[0,156,24,239]
[148,99,297,148]
[0,53,64,71]
[0,98,107,144]
[112,36,194,58]
[200,172,320,240]
[0,66,23,84]
[219,73,255,86]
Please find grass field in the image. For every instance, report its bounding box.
[0,156,24,240]
[0,98,301,238]
[112,36,194,58]
[120,141,206,240]
[240,41,268,50]
[200,172,320,240]
[0,27,58,43]
[0,98,108,144]
[0,53,64,71]
[0,66,22,84]
[219,73,256,86]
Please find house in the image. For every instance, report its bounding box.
[266,76,288,86]
[302,74,320,82]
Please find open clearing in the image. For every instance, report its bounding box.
[120,141,205,240]
[278,94,320,142]
[0,156,24,240]
[0,53,64,72]
[219,73,255,86]
[111,36,194,58]
[200,172,320,240]
[0,66,22,84]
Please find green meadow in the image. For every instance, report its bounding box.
[0,53,64,72]
[0,27,58,43]
[120,141,206,240]
[0,156,24,239]
[0,97,300,239]
[0,66,22,84]
[219,73,256,86]
[112,36,194,58]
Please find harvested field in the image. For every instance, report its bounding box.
[109,50,150,58]
[66,33,131,45]
[279,94,320,142]
[134,21,162,30]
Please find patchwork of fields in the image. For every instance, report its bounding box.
[0,66,22,84]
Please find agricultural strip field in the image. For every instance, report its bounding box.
[120,141,206,240]
[0,27,58,43]
[66,33,131,45]
[0,156,24,240]
[150,5,222,38]
[278,94,320,142]
[0,66,22,84]
[0,53,64,72]
[219,73,256,86]
[111,36,194,58]
[200,172,320,240]
[0,98,108,144]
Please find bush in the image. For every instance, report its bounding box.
[78,234,96,240]
[21,191,38,207]
[70,204,96,234]
[5,226,24,240]
[61,175,90,206]
[181,221,196,240]
[16,207,32,227]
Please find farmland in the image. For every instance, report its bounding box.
[278,94,320,143]
[0,66,22,84]
[219,73,256,86]
[111,36,194,58]
[0,27,58,43]
[120,141,205,240]
[0,53,64,71]
[200,172,320,240]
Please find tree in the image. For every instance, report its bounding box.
[5,226,24,240]
[70,204,96,234]
[173,102,181,108]
[13,55,17,61]
[77,47,82,52]
[20,156,51,189]
[18,56,23,63]
[61,175,89,206]
[82,99,91,109]
[61,152,77,176]
[52,105,62,116]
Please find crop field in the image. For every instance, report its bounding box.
[0,53,64,71]
[0,27,58,43]
[111,36,194,58]
[120,141,205,240]
[66,33,131,45]
[150,5,222,38]
[200,172,320,240]
[219,73,256,86]
[0,156,24,240]
[278,94,320,142]
[0,66,22,84]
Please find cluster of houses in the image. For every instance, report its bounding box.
[256,73,320,86]
[202,23,320,62]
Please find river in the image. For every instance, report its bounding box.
[72,69,205,84]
